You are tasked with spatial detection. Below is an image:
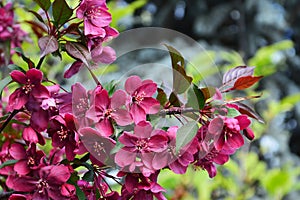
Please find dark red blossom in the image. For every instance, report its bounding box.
[125,76,160,123]
[9,143,45,175]
[7,165,75,199]
[208,115,251,151]
[47,114,78,160]
[8,69,49,111]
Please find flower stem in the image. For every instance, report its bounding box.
[0,109,19,134]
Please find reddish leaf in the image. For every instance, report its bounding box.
[233,75,263,90]
[38,36,59,57]
[222,66,254,85]
[25,20,48,38]
[234,102,265,123]
[65,42,96,69]
[168,92,182,107]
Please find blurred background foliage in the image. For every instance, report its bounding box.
[3,0,300,199]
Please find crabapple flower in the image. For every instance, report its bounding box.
[7,165,75,200]
[8,68,49,111]
[152,126,198,174]
[9,143,45,175]
[86,88,132,136]
[115,121,168,175]
[47,113,78,160]
[76,0,112,37]
[0,3,14,40]
[194,147,232,178]
[208,115,251,151]
[125,76,160,123]
[120,172,167,200]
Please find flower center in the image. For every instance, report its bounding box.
[22,79,34,94]
[104,108,113,118]
[57,126,69,141]
[27,156,35,166]
[37,179,49,194]
[132,91,146,104]
[86,5,103,19]
[136,139,148,151]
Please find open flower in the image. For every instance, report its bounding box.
[208,115,251,151]
[7,165,75,200]
[115,121,168,175]
[152,126,198,174]
[8,69,49,111]
[86,88,132,136]
[125,76,160,123]
[76,0,112,37]
[9,143,45,175]
[47,113,78,160]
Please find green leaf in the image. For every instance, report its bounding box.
[82,170,94,182]
[176,121,199,152]
[27,9,45,23]
[75,185,86,199]
[33,0,51,11]
[7,64,26,73]
[186,84,205,110]
[0,76,12,96]
[13,47,35,69]
[52,0,73,26]
[226,108,241,118]
[164,44,193,94]
[108,0,147,29]
[0,160,17,169]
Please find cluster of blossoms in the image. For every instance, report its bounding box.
[0,3,27,67]
[0,0,263,199]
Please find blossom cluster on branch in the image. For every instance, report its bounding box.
[0,0,264,199]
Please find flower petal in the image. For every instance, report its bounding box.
[125,76,142,95]
[131,104,146,124]
[111,89,127,109]
[95,118,114,136]
[115,148,136,167]
[26,68,43,84]
[9,143,26,160]
[10,70,26,84]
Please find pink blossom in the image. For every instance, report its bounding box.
[120,172,167,200]
[152,126,198,174]
[125,76,160,123]
[115,121,168,175]
[208,115,251,151]
[76,0,112,37]
[86,88,132,136]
